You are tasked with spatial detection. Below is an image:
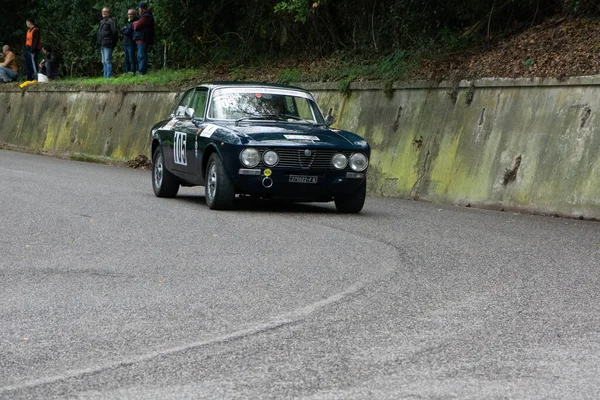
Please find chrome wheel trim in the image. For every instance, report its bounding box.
[207,162,218,201]
[154,153,163,189]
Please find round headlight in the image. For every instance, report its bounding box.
[263,150,279,167]
[349,153,368,172]
[240,148,260,168]
[332,153,348,170]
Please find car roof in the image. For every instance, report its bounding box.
[193,81,310,93]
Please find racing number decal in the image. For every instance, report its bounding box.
[174,132,187,166]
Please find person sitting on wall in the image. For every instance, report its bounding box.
[0,45,19,83]
[38,44,59,80]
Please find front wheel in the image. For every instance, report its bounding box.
[334,180,366,213]
[205,153,235,210]
[152,147,179,198]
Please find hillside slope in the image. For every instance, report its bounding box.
[411,16,600,81]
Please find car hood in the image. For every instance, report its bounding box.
[228,124,361,147]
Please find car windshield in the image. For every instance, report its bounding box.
[208,87,321,124]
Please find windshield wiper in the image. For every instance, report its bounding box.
[235,113,314,125]
[276,114,320,125]
[275,114,303,121]
[235,114,276,125]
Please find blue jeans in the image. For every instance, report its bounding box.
[124,45,136,73]
[0,66,18,82]
[24,49,39,80]
[137,43,148,75]
[101,47,114,78]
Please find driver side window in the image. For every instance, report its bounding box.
[189,88,208,119]
[175,89,195,117]
[294,98,313,120]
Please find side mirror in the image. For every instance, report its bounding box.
[175,105,186,117]
[324,108,335,126]
[185,107,195,119]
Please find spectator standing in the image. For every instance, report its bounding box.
[120,9,137,74]
[39,45,59,80]
[0,45,19,82]
[97,7,117,78]
[24,18,41,80]
[133,2,154,75]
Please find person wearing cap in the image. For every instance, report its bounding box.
[97,7,118,78]
[120,9,137,74]
[132,2,154,75]
[0,45,19,83]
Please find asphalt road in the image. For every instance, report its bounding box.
[1,149,600,399]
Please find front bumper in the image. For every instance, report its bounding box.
[231,167,366,200]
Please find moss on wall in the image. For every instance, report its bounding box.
[1,80,599,219]
[0,87,176,160]
[312,79,600,219]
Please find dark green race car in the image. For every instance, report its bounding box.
[150,82,370,212]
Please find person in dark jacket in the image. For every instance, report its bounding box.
[97,7,117,78]
[24,17,41,80]
[38,45,59,80]
[133,2,154,75]
[120,9,137,74]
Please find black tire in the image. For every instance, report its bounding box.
[205,153,235,210]
[152,147,179,198]
[334,180,366,213]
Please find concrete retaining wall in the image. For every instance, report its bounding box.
[311,78,600,219]
[0,85,177,161]
[1,78,599,218]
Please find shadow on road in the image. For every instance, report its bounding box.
[174,194,339,214]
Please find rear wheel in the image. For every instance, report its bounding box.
[334,180,366,213]
[205,153,235,210]
[152,147,179,197]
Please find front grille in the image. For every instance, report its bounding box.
[260,149,343,170]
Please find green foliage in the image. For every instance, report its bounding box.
[274,1,312,23]
[277,68,301,84]
[230,66,247,81]
[0,0,594,80]
[568,0,600,15]
[383,80,395,99]
[338,75,355,97]
[376,50,408,80]
[524,58,535,69]
[61,68,203,85]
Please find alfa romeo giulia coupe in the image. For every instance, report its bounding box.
[150,82,370,212]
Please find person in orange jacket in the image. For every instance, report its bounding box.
[24,17,41,80]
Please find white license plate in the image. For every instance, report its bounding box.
[289,175,318,184]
